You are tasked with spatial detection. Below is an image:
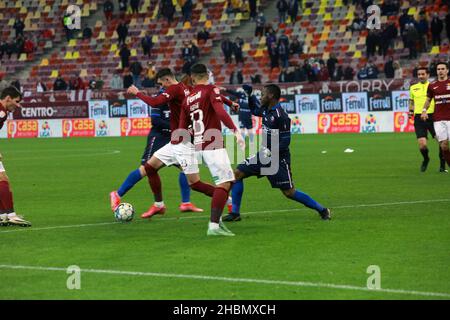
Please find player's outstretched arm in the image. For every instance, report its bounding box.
[127,85,171,108]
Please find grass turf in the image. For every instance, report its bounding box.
[0,132,449,300]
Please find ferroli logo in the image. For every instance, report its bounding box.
[111,104,127,116]
[187,91,202,104]
[394,93,409,110]
[345,95,365,110]
[299,97,318,112]
[91,104,108,116]
[369,95,391,110]
[321,96,341,112]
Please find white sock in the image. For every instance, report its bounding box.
[7,212,16,218]
[209,222,220,230]
[226,197,232,205]
[0,213,7,219]
[154,201,164,208]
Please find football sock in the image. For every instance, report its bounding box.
[211,187,229,223]
[178,172,191,203]
[231,180,243,214]
[191,181,215,197]
[291,190,324,213]
[443,149,450,166]
[144,163,163,202]
[419,147,429,161]
[439,149,446,168]
[0,181,14,212]
[117,169,142,197]
[249,132,254,143]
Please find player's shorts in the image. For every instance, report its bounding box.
[0,161,5,173]
[153,142,199,174]
[237,151,294,190]
[140,135,170,165]
[239,117,253,130]
[414,114,436,139]
[198,148,235,185]
[433,120,450,142]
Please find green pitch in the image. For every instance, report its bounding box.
[0,133,449,300]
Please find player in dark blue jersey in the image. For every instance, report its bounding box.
[110,89,203,213]
[222,85,255,144]
[224,84,331,221]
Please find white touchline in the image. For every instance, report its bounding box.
[1,198,450,234]
[0,264,448,298]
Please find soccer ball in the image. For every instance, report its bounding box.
[114,203,134,222]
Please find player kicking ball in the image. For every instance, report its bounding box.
[179,64,246,236]
[110,88,203,214]
[224,84,331,222]
[0,87,31,227]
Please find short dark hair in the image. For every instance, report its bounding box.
[416,67,429,74]
[1,86,22,100]
[436,62,449,70]
[155,68,174,81]
[264,84,281,100]
[190,63,208,76]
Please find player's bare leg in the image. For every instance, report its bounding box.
[207,181,235,236]
[439,140,450,167]
[141,156,167,218]
[0,171,31,227]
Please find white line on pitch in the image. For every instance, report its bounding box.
[1,198,449,234]
[0,264,448,298]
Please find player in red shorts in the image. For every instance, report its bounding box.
[421,62,450,167]
[0,87,31,227]
[179,64,245,236]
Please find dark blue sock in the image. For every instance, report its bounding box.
[231,180,244,214]
[292,190,324,213]
[179,172,190,203]
[117,169,143,197]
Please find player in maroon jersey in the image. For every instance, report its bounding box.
[121,68,238,219]
[178,63,245,236]
[421,62,450,167]
[0,87,31,227]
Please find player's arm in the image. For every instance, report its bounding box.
[127,85,171,108]
[220,94,239,112]
[248,95,263,117]
[150,108,170,133]
[210,91,245,150]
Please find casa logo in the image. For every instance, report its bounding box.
[394,112,414,132]
[393,93,409,111]
[39,121,51,137]
[361,114,379,133]
[62,119,95,137]
[298,96,319,113]
[7,120,38,138]
[318,113,360,134]
[290,116,304,134]
[120,118,151,136]
[96,120,109,137]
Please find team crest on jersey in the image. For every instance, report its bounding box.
[213,87,221,95]
[0,111,5,118]
[184,89,190,97]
